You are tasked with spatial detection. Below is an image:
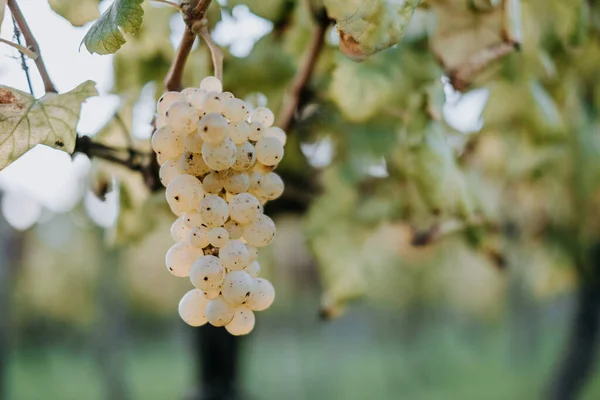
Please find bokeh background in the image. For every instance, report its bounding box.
[1,0,600,399]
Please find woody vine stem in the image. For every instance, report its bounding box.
[6,0,328,190]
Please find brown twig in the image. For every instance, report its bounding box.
[7,0,56,93]
[164,0,213,91]
[276,12,329,131]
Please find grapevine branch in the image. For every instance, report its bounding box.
[7,0,56,93]
[276,9,329,131]
[12,17,34,94]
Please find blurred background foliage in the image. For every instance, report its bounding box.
[1,0,600,399]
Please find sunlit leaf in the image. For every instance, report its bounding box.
[49,0,100,27]
[227,0,295,22]
[83,0,144,55]
[0,81,98,170]
[324,0,421,60]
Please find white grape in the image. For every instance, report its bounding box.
[157,91,185,115]
[250,107,274,128]
[183,211,202,229]
[189,225,210,248]
[253,162,275,174]
[202,137,236,171]
[184,132,204,153]
[229,193,261,224]
[248,172,263,191]
[247,278,275,311]
[219,239,250,271]
[179,151,210,177]
[255,137,284,166]
[166,243,204,277]
[186,90,208,114]
[264,126,287,145]
[178,289,208,327]
[255,172,284,200]
[222,270,255,306]
[200,76,223,93]
[171,217,191,243]
[201,92,224,114]
[182,87,207,100]
[246,246,259,262]
[242,214,276,247]
[248,121,265,141]
[165,102,200,134]
[152,126,184,159]
[222,172,250,195]
[160,159,182,187]
[166,174,204,215]
[206,297,235,327]
[225,307,255,336]
[222,98,251,122]
[228,122,251,144]
[156,113,167,128]
[156,153,168,166]
[232,142,256,171]
[208,227,229,248]
[243,260,260,277]
[199,195,229,227]
[221,91,235,100]
[202,173,223,194]
[198,113,228,144]
[190,255,225,291]
[224,220,243,240]
[203,288,221,300]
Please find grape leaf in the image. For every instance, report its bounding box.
[49,0,100,27]
[0,81,98,170]
[324,0,421,60]
[83,0,144,55]
[227,0,295,22]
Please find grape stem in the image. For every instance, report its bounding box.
[164,0,214,91]
[7,0,57,93]
[193,20,223,82]
[276,7,330,132]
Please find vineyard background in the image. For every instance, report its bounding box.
[1,0,600,399]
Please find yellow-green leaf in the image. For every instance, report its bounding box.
[83,0,144,55]
[0,81,98,170]
[325,0,421,59]
[49,0,100,27]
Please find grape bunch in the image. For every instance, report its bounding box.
[152,76,284,336]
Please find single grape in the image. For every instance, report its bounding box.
[201,92,224,114]
[190,255,225,291]
[232,142,256,171]
[246,246,259,262]
[171,217,191,243]
[202,173,223,194]
[188,225,210,248]
[166,174,204,215]
[160,159,182,187]
[166,243,204,277]
[219,239,250,270]
[184,132,204,153]
[229,193,261,224]
[199,195,229,227]
[208,227,229,248]
[254,172,284,200]
[250,107,274,128]
[225,307,255,336]
[202,137,236,171]
[178,289,208,327]
[200,76,223,93]
[222,270,255,306]
[248,121,265,141]
[183,210,202,229]
[152,126,184,159]
[228,121,251,144]
[247,278,275,311]
[222,172,250,195]
[186,90,208,114]
[165,102,200,134]
[264,126,287,145]
[179,151,210,176]
[222,98,251,122]
[221,92,235,100]
[242,214,276,247]
[255,137,284,166]
[198,113,228,144]
[224,220,243,240]
[203,288,221,300]
[157,91,185,115]
[243,260,260,277]
[206,297,235,327]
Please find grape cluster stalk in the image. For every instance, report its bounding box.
[152,76,285,335]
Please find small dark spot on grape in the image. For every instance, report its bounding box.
[169,267,173,271]
[55,140,64,147]
[159,98,164,102]
[204,277,208,281]
[206,207,211,211]
[245,292,250,297]
[166,111,169,117]
[248,152,253,159]
[203,127,208,132]
[174,196,180,201]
